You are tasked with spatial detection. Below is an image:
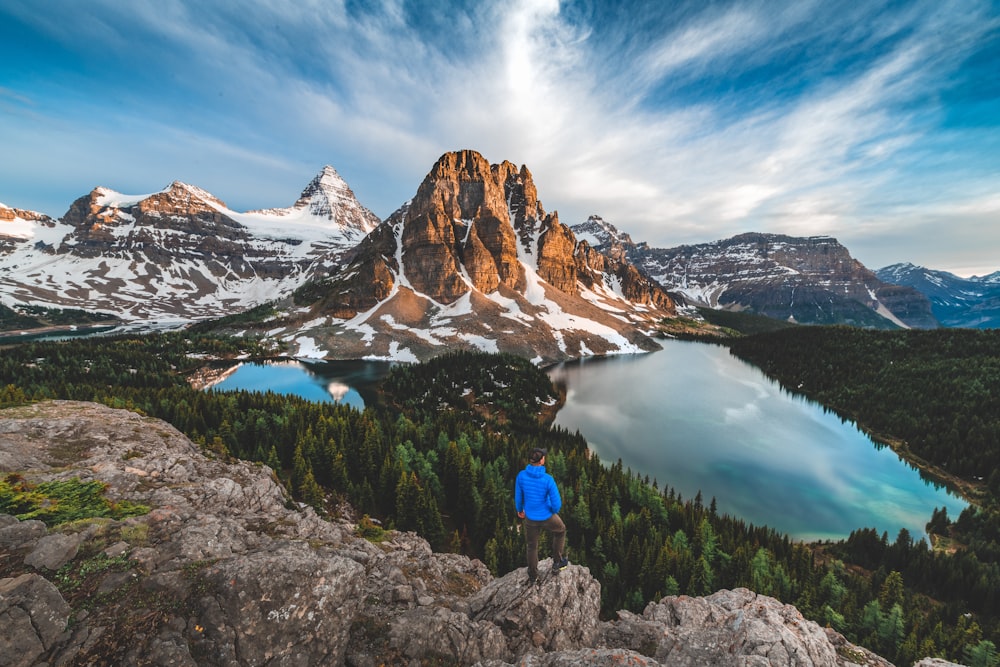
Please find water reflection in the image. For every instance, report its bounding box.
[546,340,967,542]
[206,359,395,409]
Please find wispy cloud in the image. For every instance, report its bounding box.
[0,0,997,274]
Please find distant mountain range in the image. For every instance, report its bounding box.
[0,166,378,322]
[572,216,939,329]
[876,263,1000,329]
[2,150,995,361]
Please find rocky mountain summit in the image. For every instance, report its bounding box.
[573,223,938,329]
[248,165,380,237]
[0,168,378,321]
[243,150,676,363]
[0,400,920,666]
[0,204,56,254]
[876,263,1000,329]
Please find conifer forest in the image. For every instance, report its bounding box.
[3,328,1000,666]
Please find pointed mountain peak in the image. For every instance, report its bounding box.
[163,181,225,206]
[280,165,379,234]
[301,165,350,197]
[295,165,353,205]
[571,215,634,249]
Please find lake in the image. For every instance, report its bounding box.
[205,340,967,541]
[547,339,967,542]
[208,359,396,410]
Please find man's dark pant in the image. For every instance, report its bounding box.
[524,514,566,579]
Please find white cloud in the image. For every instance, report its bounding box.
[1,0,997,277]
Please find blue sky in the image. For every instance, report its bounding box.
[2,0,998,275]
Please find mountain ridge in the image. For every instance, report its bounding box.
[0,168,379,322]
[228,150,677,364]
[571,218,939,329]
[876,262,1000,329]
[6,153,993,353]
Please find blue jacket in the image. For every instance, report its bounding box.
[515,464,561,521]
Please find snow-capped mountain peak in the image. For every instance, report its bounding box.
[293,165,379,234]
[249,166,380,237]
[572,215,634,249]
[875,263,1000,328]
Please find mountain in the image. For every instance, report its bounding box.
[573,221,938,329]
[0,400,898,666]
[0,167,378,321]
[236,150,677,363]
[877,263,1000,328]
[0,203,57,254]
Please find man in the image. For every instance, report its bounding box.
[514,447,568,584]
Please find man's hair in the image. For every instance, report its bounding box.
[529,447,547,463]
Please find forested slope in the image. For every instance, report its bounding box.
[2,333,1000,665]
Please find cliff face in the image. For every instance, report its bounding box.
[0,401,903,666]
[273,150,676,363]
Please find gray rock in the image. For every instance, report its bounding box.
[469,562,602,657]
[0,518,46,550]
[24,530,85,571]
[478,648,661,666]
[618,588,894,667]
[196,544,365,666]
[390,605,509,664]
[0,573,71,667]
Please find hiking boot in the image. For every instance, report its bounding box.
[553,557,569,573]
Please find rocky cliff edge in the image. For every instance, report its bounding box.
[1,401,919,666]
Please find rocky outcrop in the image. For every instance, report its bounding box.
[0,204,55,228]
[0,401,900,666]
[392,150,524,301]
[0,204,56,255]
[605,588,892,666]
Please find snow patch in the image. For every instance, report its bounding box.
[294,337,327,359]
[459,333,499,353]
[363,341,419,363]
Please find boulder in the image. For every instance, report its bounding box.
[604,588,894,667]
[24,530,85,571]
[0,573,71,667]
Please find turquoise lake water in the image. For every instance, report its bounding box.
[546,339,967,541]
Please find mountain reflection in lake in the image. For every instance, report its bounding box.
[206,359,395,410]
[546,339,967,542]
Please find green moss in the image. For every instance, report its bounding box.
[0,474,150,527]
[54,552,134,595]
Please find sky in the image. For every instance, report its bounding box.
[2,0,998,276]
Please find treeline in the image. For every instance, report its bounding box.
[379,350,560,427]
[0,303,119,331]
[728,326,1000,484]
[1,334,998,665]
